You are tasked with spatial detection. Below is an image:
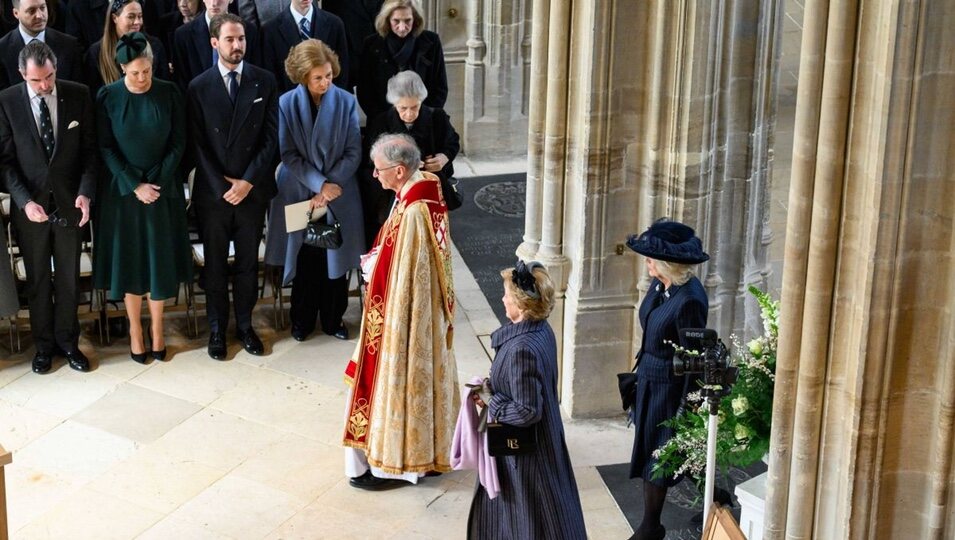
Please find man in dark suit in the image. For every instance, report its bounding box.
[0,41,96,373]
[322,0,380,91]
[0,0,82,90]
[187,13,277,359]
[173,0,259,92]
[260,0,348,93]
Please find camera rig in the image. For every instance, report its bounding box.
[674,328,739,414]
[672,328,739,521]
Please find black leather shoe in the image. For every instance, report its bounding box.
[291,324,311,342]
[237,328,264,356]
[327,324,348,340]
[151,348,167,361]
[208,332,227,360]
[32,352,53,374]
[64,349,91,372]
[348,471,405,491]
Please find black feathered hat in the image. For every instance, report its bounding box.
[626,219,709,264]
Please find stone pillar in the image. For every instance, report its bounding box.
[765,1,955,537]
[522,0,781,416]
[516,0,548,261]
[461,0,530,158]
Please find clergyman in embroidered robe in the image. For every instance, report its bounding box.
[343,133,459,485]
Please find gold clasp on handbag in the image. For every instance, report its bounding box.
[507,439,520,450]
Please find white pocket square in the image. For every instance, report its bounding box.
[253,97,263,103]
[68,121,79,129]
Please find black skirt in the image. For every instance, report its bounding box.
[629,376,687,487]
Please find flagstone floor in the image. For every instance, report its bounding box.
[0,229,634,539]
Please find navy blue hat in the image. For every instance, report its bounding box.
[626,219,709,264]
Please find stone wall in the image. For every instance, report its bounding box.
[519,0,781,417]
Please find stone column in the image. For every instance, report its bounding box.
[461,0,530,158]
[516,0,548,261]
[765,1,955,537]
[524,0,782,416]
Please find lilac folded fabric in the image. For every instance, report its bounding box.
[451,376,501,499]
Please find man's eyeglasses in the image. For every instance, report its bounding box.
[373,164,400,176]
[47,209,69,227]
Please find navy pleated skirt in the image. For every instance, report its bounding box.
[629,376,687,487]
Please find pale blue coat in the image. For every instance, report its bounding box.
[264,84,365,284]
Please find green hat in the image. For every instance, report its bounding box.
[116,32,149,65]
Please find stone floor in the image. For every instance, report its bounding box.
[0,205,634,539]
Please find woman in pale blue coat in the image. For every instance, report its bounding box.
[265,39,364,341]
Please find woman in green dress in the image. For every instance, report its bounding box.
[93,32,191,364]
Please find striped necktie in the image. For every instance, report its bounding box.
[299,16,311,40]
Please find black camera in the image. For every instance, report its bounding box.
[673,328,738,400]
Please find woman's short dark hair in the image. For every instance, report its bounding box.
[284,39,341,86]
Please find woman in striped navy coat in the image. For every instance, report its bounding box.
[467,261,587,540]
[625,219,710,540]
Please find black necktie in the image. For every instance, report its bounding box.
[227,71,238,104]
[38,96,54,159]
[299,16,311,40]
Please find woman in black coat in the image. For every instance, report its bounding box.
[625,220,710,540]
[361,70,458,246]
[356,0,448,122]
[84,0,170,96]
[467,261,587,539]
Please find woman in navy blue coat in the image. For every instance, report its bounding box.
[626,220,710,540]
[467,261,587,540]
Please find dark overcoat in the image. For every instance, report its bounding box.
[629,276,709,486]
[355,30,447,121]
[468,319,587,540]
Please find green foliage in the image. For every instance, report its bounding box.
[651,286,779,481]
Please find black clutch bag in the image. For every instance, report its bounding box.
[303,208,343,249]
[440,176,463,211]
[486,421,537,456]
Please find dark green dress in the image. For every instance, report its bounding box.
[93,79,191,300]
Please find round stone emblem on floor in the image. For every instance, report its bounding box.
[473,181,526,218]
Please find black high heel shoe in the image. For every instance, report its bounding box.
[150,330,167,361]
[130,348,149,364]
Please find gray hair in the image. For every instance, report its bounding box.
[370,133,422,171]
[18,40,57,72]
[385,71,428,105]
[654,259,694,286]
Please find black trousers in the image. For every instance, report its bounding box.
[11,209,83,353]
[290,243,347,334]
[195,198,267,334]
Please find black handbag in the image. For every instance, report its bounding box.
[486,421,537,456]
[440,176,463,211]
[617,370,638,411]
[303,208,343,249]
